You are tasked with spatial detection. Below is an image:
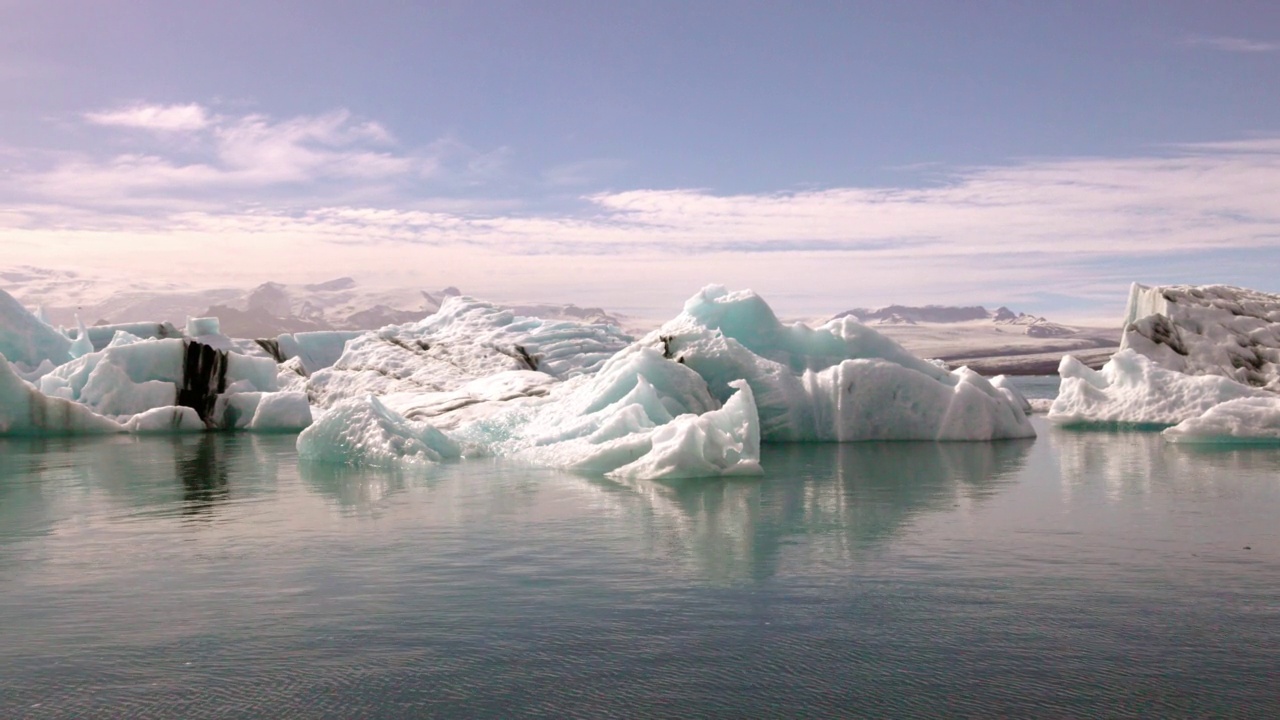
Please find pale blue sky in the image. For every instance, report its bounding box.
[2,1,1279,319]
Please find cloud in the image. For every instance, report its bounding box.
[18,106,434,205]
[85,103,212,131]
[1184,35,1280,53]
[6,102,1280,316]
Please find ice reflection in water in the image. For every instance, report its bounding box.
[177,435,230,518]
[572,439,1033,583]
[2,421,1278,718]
[1051,425,1280,503]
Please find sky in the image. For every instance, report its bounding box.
[2,1,1280,321]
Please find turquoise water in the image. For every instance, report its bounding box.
[2,417,1278,718]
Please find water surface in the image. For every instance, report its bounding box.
[2,421,1277,718]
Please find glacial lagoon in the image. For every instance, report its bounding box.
[2,407,1278,717]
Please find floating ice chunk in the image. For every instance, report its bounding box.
[80,360,178,418]
[0,355,122,435]
[990,375,1033,415]
[504,350,761,479]
[270,331,362,375]
[186,316,221,337]
[0,288,72,369]
[1121,283,1280,391]
[297,394,461,467]
[608,380,761,480]
[1162,397,1280,444]
[37,338,279,428]
[294,287,1037,471]
[249,391,312,431]
[208,390,313,431]
[41,339,185,406]
[125,406,205,433]
[1049,350,1267,427]
[650,286,1034,441]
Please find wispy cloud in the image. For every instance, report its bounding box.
[17,104,461,206]
[85,103,212,131]
[6,102,1280,316]
[1184,35,1280,53]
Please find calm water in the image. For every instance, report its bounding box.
[2,418,1278,718]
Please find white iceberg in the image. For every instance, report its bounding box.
[298,287,1032,478]
[0,355,123,435]
[0,288,72,370]
[38,338,279,421]
[1049,350,1267,427]
[498,345,761,479]
[642,286,1034,441]
[1052,283,1280,428]
[1121,283,1280,391]
[1163,397,1280,444]
[124,406,206,434]
[298,394,462,467]
[268,330,363,375]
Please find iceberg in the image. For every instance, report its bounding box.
[0,288,72,370]
[2,283,1036,474]
[1163,397,1280,444]
[0,355,123,435]
[38,338,279,423]
[262,330,363,375]
[1121,283,1280,391]
[1050,350,1267,427]
[1052,283,1280,429]
[298,394,462,467]
[497,346,761,479]
[124,406,206,434]
[640,286,1035,441]
[298,287,1033,478]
